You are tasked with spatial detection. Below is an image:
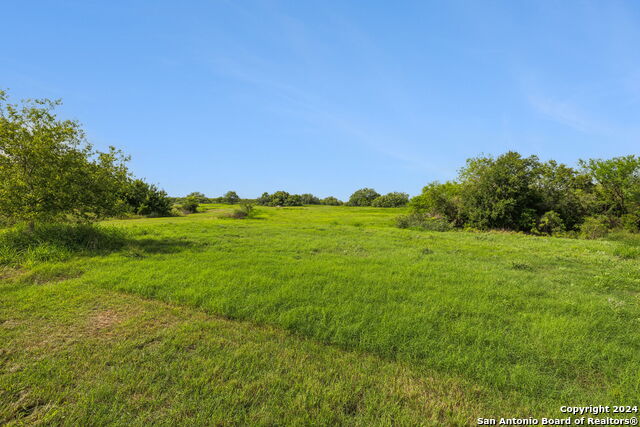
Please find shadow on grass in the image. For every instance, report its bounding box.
[127,237,201,256]
[0,223,199,266]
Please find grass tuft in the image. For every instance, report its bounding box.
[0,223,128,266]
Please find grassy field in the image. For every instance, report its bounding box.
[2,205,639,425]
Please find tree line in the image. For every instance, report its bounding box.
[176,190,409,208]
[2,91,638,238]
[405,151,640,237]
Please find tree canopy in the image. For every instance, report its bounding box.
[348,188,380,206]
[409,151,640,235]
[0,91,130,225]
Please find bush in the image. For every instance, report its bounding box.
[321,196,343,206]
[257,191,304,207]
[228,204,256,219]
[185,192,208,204]
[410,181,463,224]
[181,196,199,214]
[536,211,565,235]
[348,188,380,206]
[286,194,303,206]
[0,91,131,225]
[396,213,454,232]
[371,192,409,207]
[579,215,611,239]
[459,152,541,230]
[223,191,240,204]
[124,179,173,217]
[620,213,640,233]
[300,194,321,205]
[0,223,128,266]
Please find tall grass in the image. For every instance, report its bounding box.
[0,222,128,266]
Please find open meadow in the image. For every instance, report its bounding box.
[1,205,639,425]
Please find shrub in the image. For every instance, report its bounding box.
[229,204,256,219]
[410,181,463,224]
[371,192,409,207]
[181,196,199,214]
[536,211,565,235]
[348,188,380,206]
[185,192,208,203]
[223,191,240,204]
[459,152,541,230]
[300,194,321,205]
[285,194,303,206]
[271,191,291,206]
[0,91,131,225]
[396,213,453,232]
[257,191,304,207]
[620,213,640,233]
[321,196,343,206]
[124,180,173,217]
[579,215,611,239]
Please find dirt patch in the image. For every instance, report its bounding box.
[86,309,125,336]
[0,268,25,281]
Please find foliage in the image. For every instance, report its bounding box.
[535,161,593,231]
[257,191,304,206]
[458,152,541,230]
[409,151,640,236]
[180,196,199,214]
[536,211,565,235]
[186,192,208,203]
[223,191,240,204]
[0,91,130,225]
[227,203,257,219]
[410,181,463,224]
[371,192,409,207]
[300,193,321,205]
[395,213,454,231]
[620,213,640,233]
[348,188,380,206]
[321,196,343,206]
[579,215,610,239]
[579,155,640,216]
[124,179,172,217]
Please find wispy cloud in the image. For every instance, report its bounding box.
[196,4,447,175]
[527,93,601,134]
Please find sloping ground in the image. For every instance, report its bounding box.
[2,279,504,426]
[1,205,639,424]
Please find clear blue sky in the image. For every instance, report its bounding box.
[2,1,639,199]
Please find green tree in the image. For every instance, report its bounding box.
[257,192,271,206]
[348,188,380,206]
[371,192,409,207]
[124,179,172,217]
[410,181,463,224]
[186,192,208,203]
[321,196,343,206]
[285,194,303,206]
[300,193,320,205]
[223,191,240,204]
[534,161,594,230]
[270,191,291,206]
[0,91,130,227]
[579,156,640,216]
[536,210,565,235]
[459,152,541,230]
[181,196,199,214]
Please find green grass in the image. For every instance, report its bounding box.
[2,205,639,425]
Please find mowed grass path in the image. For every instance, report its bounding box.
[2,205,639,424]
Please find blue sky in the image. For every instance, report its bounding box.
[2,1,639,199]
